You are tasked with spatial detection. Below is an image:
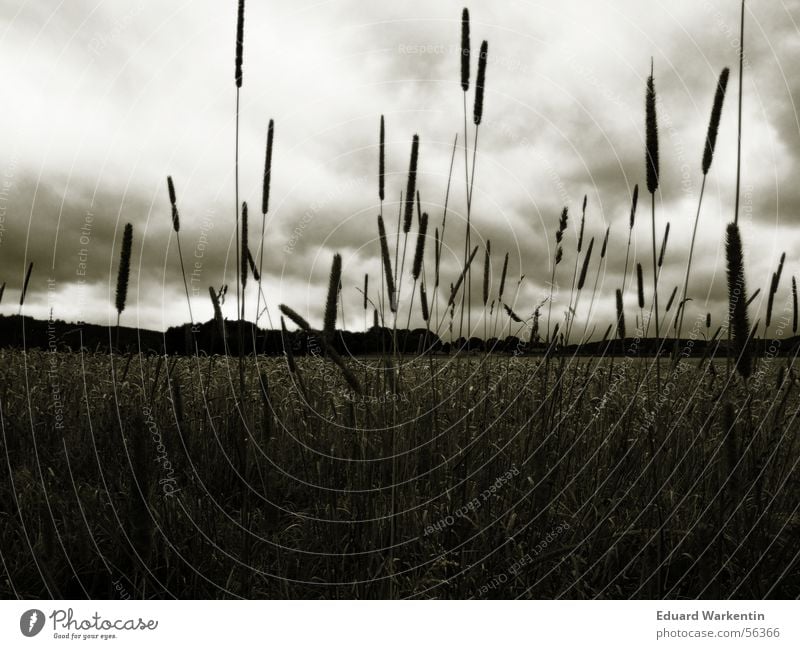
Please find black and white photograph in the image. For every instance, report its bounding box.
[0,0,799,644]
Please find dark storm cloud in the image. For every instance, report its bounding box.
[1,0,798,336]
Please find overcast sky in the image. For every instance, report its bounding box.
[0,0,798,339]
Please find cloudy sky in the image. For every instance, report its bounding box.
[0,0,798,339]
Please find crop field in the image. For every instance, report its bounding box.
[2,349,798,598]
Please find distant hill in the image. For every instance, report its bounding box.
[1,314,798,357]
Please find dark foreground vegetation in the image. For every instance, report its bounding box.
[1,350,798,598]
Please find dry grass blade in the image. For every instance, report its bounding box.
[247,248,260,282]
[503,303,522,323]
[665,285,678,312]
[448,245,478,306]
[279,304,311,331]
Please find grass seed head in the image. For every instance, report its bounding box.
[460,8,470,92]
[702,67,730,175]
[473,40,488,125]
[115,225,133,316]
[645,63,660,194]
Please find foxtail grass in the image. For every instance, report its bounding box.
[378,215,396,313]
[255,119,274,331]
[114,224,133,349]
[167,177,195,329]
[492,251,509,340]
[726,222,751,380]
[582,225,610,341]
[547,207,568,343]
[379,115,385,203]
[676,68,730,356]
[622,184,638,294]
[567,235,594,345]
[324,253,342,341]
[645,61,661,344]
[240,202,248,320]
[19,261,33,314]
[637,262,645,309]
[565,196,587,343]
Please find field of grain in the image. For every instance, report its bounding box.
[2,1,799,601]
[1,348,797,598]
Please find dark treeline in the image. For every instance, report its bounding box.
[3,314,799,358]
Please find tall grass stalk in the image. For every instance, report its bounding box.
[404,211,428,335]
[622,184,638,294]
[646,60,662,384]
[461,39,488,349]
[676,68,729,356]
[546,208,568,344]
[114,225,133,350]
[234,0,246,404]
[726,222,751,380]
[167,177,195,331]
[392,135,419,351]
[378,116,386,321]
[490,251,509,342]
[482,240,490,344]
[256,119,274,331]
[458,7,471,345]
[582,225,610,341]
[567,236,594,345]
[432,134,458,331]
[565,196,587,344]
[726,0,746,376]
[240,202,248,321]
